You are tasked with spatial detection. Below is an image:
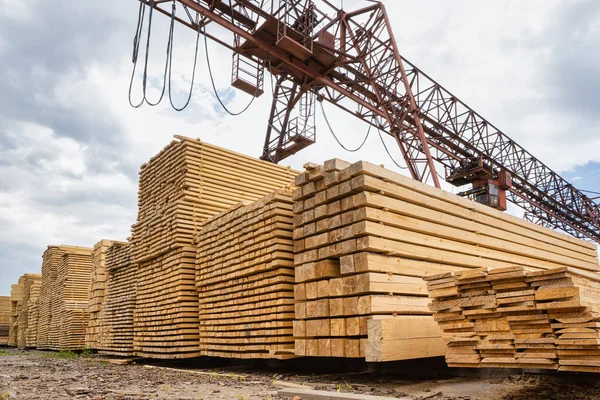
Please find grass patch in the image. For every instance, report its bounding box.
[80,347,94,358]
[0,350,5,356]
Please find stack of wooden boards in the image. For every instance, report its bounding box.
[17,274,42,349]
[131,136,297,359]
[37,245,94,350]
[37,246,63,349]
[292,160,446,361]
[195,190,296,359]
[98,242,137,356]
[426,266,600,372]
[291,159,599,362]
[53,248,94,350]
[86,239,118,349]
[0,296,10,345]
[8,278,24,347]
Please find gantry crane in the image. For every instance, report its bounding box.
[130,0,600,243]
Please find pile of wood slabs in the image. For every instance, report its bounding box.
[86,239,121,349]
[8,278,24,347]
[131,136,297,359]
[0,296,10,345]
[426,266,600,373]
[18,274,42,349]
[291,159,599,362]
[195,190,296,360]
[98,242,137,357]
[49,247,94,350]
[130,135,298,264]
[37,246,63,349]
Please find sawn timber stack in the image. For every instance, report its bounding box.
[86,239,123,349]
[291,159,598,362]
[131,136,297,359]
[18,273,42,349]
[8,278,24,347]
[195,190,296,359]
[0,296,10,345]
[38,245,93,350]
[426,266,600,373]
[98,242,137,357]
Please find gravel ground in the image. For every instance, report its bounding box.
[1,349,600,399]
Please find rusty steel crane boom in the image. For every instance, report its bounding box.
[130,0,600,243]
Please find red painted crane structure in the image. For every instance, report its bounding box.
[131,0,600,243]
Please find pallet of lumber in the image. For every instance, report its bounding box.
[130,136,297,359]
[86,239,124,349]
[37,246,62,349]
[8,278,25,347]
[130,135,298,264]
[195,190,296,360]
[17,274,42,349]
[133,246,200,358]
[98,242,137,357]
[54,249,94,350]
[0,296,10,345]
[37,245,94,350]
[291,159,598,361]
[425,266,600,372]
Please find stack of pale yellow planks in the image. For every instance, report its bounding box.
[426,266,600,373]
[0,296,10,345]
[37,246,63,349]
[8,278,24,347]
[292,160,446,361]
[18,274,42,349]
[195,190,296,360]
[98,242,137,357]
[131,136,297,359]
[291,158,599,362]
[38,245,94,350]
[54,248,94,350]
[86,239,120,349]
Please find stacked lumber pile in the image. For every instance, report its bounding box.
[0,296,10,345]
[17,274,42,349]
[426,266,600,372]
[8,278,25,346]
[131,136,297,359]
[37,246,62,349]
[130,136,298,263]
[195,190,296,359]
[38,245,93,349]
[86,239,121,349]
[98,242,137,357]
[291,159,599,362]
[49,247,94,350]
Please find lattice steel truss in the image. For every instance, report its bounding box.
[135,0,600,243]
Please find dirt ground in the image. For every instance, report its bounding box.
[1,349,600,400]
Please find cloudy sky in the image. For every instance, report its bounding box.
[1,0,599,295]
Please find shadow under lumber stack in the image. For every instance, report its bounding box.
[195,190,296,359]
[86,239,121,349]
[18,274,42,349]
[0,296,10,345]
[130,136,297,359]
[8,278,24,347]
[98,242,137,357]
[426,266,600,373]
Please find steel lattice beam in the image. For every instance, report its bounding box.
[135,0,600,243]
